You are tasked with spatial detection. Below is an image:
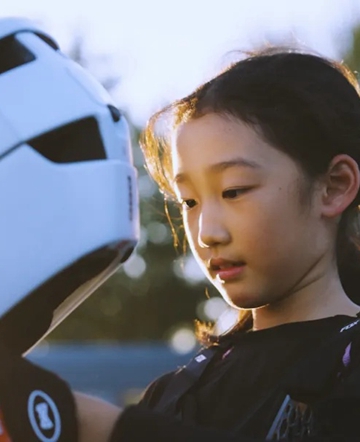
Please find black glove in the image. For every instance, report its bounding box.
[0,344,77,441]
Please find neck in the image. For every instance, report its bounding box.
[252,269,359,331]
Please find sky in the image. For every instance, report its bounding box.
[1,0,360,126]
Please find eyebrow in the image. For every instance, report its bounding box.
[173,157,261,184]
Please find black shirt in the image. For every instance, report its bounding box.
[113,315,360,441]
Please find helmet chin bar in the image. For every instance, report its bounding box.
[0,242,135,356]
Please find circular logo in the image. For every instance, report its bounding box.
[27,390,61,442]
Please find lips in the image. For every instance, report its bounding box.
[208,258,246,282]
[209,258,245,270]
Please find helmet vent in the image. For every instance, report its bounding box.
[0,35,35,75]
[28,117,107,163]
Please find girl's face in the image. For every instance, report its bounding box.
[171,113,329,310]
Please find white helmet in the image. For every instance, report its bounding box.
[0,18,139,354]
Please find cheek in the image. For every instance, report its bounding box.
[231,194,305,257]
[183,215,199,252]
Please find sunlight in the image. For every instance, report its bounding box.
[169,327,197,355]
[123,254,147,278]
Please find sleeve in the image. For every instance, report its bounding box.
[109,405,360,442]
[110,406,257,442]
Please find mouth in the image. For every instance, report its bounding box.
[208,259,246,282]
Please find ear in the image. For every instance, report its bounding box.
[321,154,360,219]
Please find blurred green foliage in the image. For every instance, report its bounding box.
[343,26,360,75]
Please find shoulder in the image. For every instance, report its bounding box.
[139,370,178,409]
[345,321,360,367]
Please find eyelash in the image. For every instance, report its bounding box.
[222,187,250,199]
[180,199,197,210]
[179,187,251,211]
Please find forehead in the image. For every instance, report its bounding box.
[171,114,277,177]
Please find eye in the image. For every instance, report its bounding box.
[222,187,250,199]
[180,199,197,210]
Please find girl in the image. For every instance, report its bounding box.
[108,48,360,441]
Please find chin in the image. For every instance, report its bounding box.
[213,278,271,309]
[221,288,268,310]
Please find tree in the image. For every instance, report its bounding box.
[342,26,360,75]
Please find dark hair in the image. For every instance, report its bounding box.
[141,47,360,333]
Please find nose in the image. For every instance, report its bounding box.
[198,206,231,248]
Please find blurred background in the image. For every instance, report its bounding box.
[3,0,360,406]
